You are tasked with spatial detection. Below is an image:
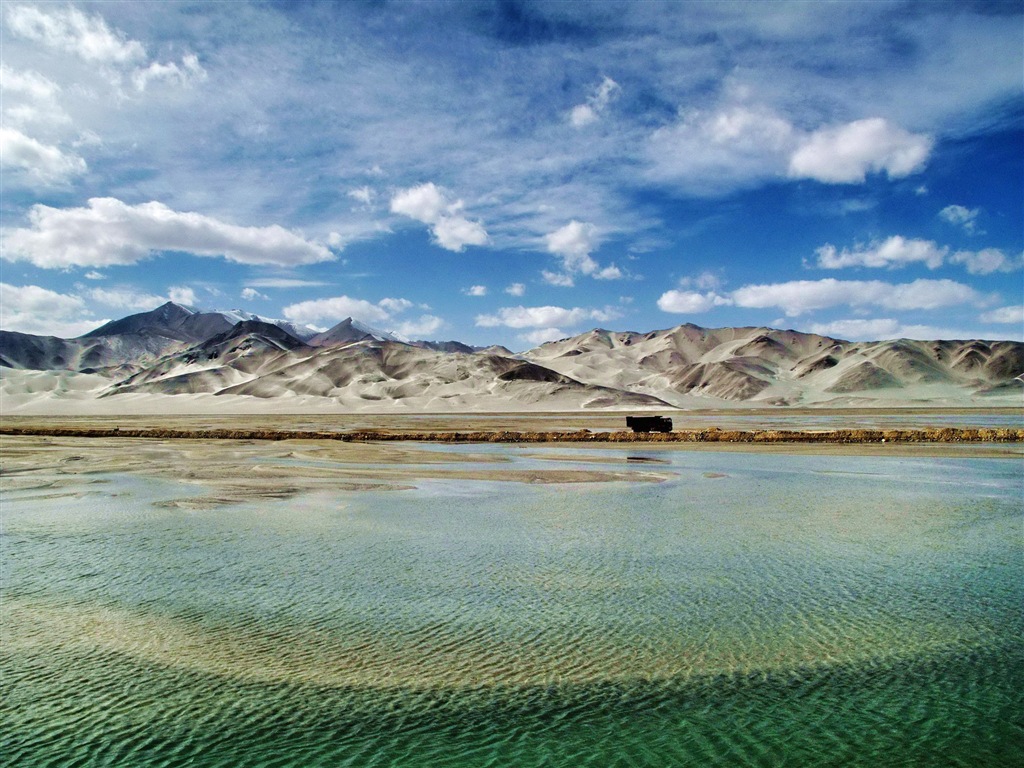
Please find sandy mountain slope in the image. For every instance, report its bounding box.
[3,312,1021,413]
[525,324,1024,407]
[94,325,669,411]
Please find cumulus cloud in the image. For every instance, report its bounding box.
[647,105,937,191]
[543,220,622,281]
[656,290,730,314]
[647,105,795,193]
[3,198,334,269]
[433,215,488,251]
[679,271,724,291]
[730,278,979,316]
[570,76,620,128]
[949,248,1022,275]
[650,107,931,193]
[505,283,525,297]
[542,271,575,287]
[464,285,488,297]
[0,64,60,100]
[814,236,947,270]
[805,318,982,341]
[393,314,444,338]
[132,54,207,91]
[245,278,329,289]
[390,182,488,252]
[979,305,1024,324]
[348,186,375,205]
[594,264,623,280]
[282,294,427,330]
[475,305,620,329]
[789,118,932,183]
[520,327,568,345]
[545,221,600,271]
[0,127,86,186]
[86,286,165,311]
[5,4,146,65]
[4,4,204,92]
[168,286,198,306]
[378,297,414,314]
[939,204,982,234]
[241,287,269,301]
[0,282,100,337]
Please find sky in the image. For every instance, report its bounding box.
[1,0,1022,350]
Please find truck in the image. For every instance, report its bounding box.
[626,416,673,433]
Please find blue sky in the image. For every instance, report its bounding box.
[1,0,1021,350]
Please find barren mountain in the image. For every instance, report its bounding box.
[98,323,668,410]
[2,308,1021,413]
[524,324,1024,406]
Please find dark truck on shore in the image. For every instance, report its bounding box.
[626,416,673,433]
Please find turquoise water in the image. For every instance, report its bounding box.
[2,449,1022,767]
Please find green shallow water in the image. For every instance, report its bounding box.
[2,449,1022,767]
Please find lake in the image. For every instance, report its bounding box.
[2,446,1021,767]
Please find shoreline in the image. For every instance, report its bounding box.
[2,424,1021,444]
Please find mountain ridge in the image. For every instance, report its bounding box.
[2,304,1022,411]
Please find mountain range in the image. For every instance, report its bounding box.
[1,302,1021,414]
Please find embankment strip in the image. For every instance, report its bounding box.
[1,426,1021,444]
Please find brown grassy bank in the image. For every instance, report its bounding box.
[1,426,1021,444]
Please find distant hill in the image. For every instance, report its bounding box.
[2,304,1022,412]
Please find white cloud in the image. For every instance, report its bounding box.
[542,271,575,287]
[5,4,146,65]
[87,286,164,310]
[168,286,198,306]
[245,278,329,289]
[543,220,622,280]
[646,105,794,193]
[806,318,983,341]
[475,305,620,329]
[84,271,105,280]
[979,305,1024,324]
[390,182,488,252]
[949,248,1022,275]
[348,186,375,205]
[570,76,620,128]
[241,287,268,301]
[3,198,334,269]
[679,271,724,291]
[378,297,414,314]
[390,182,448,223]
[730,278,979,316]
[132,54,207,91]
[545,220,600,272]
[521,327,568,345]
[806,318,907,340]
[0,127,86,186]
[464,285,488,297]
[789,118,932,183]
[594,264,623,280]
[0,64,60,100]
[433,214,488,251]
[0,282,100,337]
[656,290,730,313]
[282,295,419,327]
[393,314,444,338]
[505,283,525,297]
[939,204,982,234]
[815,236,947,270]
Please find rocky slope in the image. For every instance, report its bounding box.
[523,324,1024,406]
[2,305,1022,411]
